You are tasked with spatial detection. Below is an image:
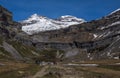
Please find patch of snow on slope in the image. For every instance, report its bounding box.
[59,15,85,22]
[100,21,120,30]
[93,34,98,38]
[110,8,120,15]
[110,21,120,26]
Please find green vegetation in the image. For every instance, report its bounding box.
[0,46,12,60]
[0,36,12,60]
[0,47,11,56]
[7,40,38,58]
[33,49,65,62]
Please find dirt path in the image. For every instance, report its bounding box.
[30,66,48,78]
[29,65,73,78]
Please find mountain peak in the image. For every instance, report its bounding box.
[58,15,85,22]
[30,14,47,19]
[22,14,47,24]
[22,14,85,35]
[60,15,77,18]
[30,13,39,18]
[29,14,40,21]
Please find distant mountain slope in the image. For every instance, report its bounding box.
[24,8,120,61]
[1,6,120,62]
[21,14,85,35]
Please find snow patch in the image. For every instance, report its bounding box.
[87,53,91,58]
[110,8,120,15]
[93,34,98,38]
[114,56,119,60]
[116,63,120,65]
[65,63,99,67]
[100,21,120,30]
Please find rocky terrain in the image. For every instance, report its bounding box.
[0,5,120,78]
[19,8,120,62]
[1,7,120,62]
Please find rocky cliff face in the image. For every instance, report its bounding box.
[21,9,120,61]
[0,6,120,62]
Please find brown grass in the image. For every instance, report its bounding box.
[0,61,29,73]
[0,60,42,78]
[75,66,120,78]
[77,59,120,64]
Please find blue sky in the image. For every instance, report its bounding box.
[0,0,120,21]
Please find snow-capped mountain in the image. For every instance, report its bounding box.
[1,5,120,61]
[21,14,85,35]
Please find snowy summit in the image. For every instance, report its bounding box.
[21,14,85,35]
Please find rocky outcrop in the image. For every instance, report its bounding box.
[0,5,13,25]
[2,41,23,60]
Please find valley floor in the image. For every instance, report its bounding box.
[0,59,120,78]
